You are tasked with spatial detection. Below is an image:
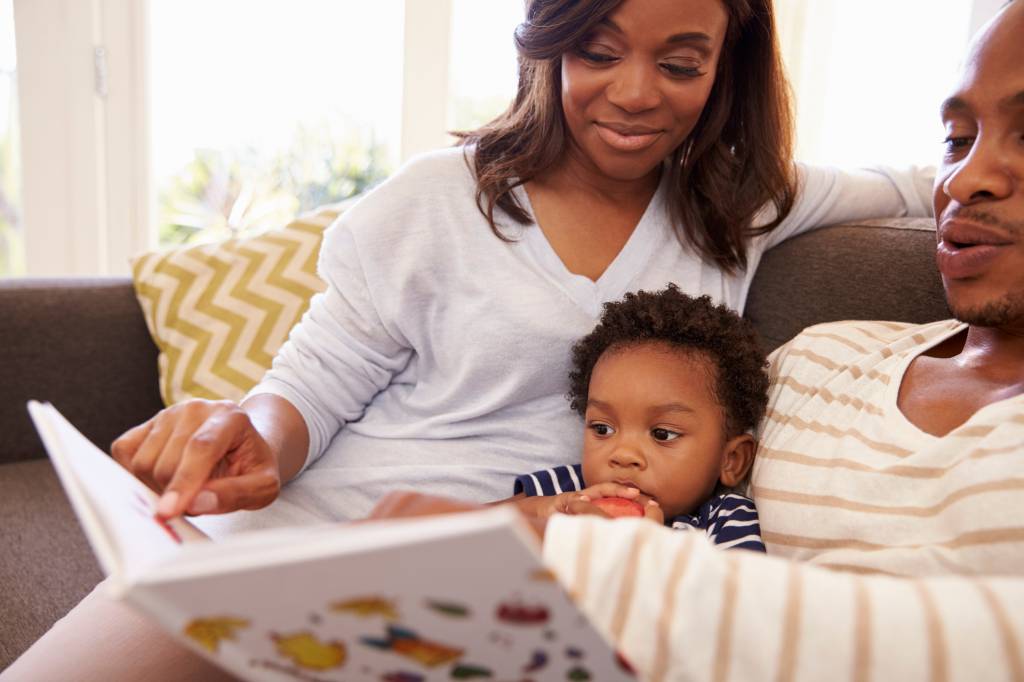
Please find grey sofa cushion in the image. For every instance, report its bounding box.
[0,278,165,464]
[0,460,104,668]
[746,218,949,351]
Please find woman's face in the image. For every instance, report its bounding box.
[560,0,729,185]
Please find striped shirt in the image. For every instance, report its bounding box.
[541,320,1024,681]
[515,464,765,551]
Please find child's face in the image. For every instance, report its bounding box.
[580,342,735,519]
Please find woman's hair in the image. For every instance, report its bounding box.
[455,0,796,272]
[566,285,770,437]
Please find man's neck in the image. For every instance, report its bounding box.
[954,324,1024,386]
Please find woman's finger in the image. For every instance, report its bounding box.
[125,414,176,491]
[156,410,249,518]
[109,417,154,469]
[188,469,280,515]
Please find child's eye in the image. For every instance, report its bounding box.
[651,428,681,442]
[588,422,616,437]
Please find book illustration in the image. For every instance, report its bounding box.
[496,599,550,626]
[332,596,400,620]
[360,625,464,668]
[425,599,471,619]
[380,672,425,682]
[567,666,591,680]
[273,632,348,671]
[449,662,494,678]
[183,616,251,653]
[523,649,548,673]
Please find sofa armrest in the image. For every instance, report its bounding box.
[745,218,949,352]
[0,277,165,464]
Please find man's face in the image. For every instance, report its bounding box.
[934,2,1024,328]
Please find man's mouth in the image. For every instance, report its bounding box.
[936,219,1013,280]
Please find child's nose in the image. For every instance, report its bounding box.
[610,444,646,469]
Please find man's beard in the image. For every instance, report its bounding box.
[948,292,1024,327]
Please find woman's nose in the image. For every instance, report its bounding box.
[605,60,661,114]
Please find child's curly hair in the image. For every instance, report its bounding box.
[567,285,770,437]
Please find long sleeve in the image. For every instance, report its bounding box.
[542,515,1024,682]
[756,163,936,252]
[248,219,413,473]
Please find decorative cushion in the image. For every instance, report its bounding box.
[131,206,342,405]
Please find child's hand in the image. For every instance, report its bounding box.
[515,482,662,523]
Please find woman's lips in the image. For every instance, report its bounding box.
[594,123,663,152]
[936,240,1007,279]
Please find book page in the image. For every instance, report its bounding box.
[128,506,636,682]
[27,402,207,587]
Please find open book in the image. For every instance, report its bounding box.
[28,401,635,682]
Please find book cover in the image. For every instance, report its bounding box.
[28,401,636,682]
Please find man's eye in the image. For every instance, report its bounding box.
[651,428,681,442]
[944,135,973,152]
[589,423,615,436]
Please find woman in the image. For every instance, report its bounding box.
[3,0,931,678]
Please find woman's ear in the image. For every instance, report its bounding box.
[718,434,756,488]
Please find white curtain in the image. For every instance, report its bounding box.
[774,0,988,168]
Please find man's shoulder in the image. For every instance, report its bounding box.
[773,319,962,362]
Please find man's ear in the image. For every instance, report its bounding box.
[718,434,756,488]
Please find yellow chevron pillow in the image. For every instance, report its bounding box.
[131,206,341,405]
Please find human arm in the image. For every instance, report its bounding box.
[111,393,309,517]
[758,163,935,251]
[112,204,415,517]
[542,514,1024,681]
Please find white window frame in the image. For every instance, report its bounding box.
[9,0,1006,276]
[14,0,455,276]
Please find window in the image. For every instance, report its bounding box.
[0,0,22,275]
[448,0,522,134]
[150,0,403,246]
[4,0,1008,277]
[777,0,976,167]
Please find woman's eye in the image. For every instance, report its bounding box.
[651,428,681,442]
[661,61,703,78]
[589,422,615,436]
[576,45,618,64]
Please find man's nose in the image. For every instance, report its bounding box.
[943,134,1014,206]
[606,61,661,114]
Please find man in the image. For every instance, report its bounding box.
[376,3,1024,679]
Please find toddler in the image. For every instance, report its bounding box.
[510,285,769,552]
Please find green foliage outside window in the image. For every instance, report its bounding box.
[0,108,22,277]
[157,126,391,247]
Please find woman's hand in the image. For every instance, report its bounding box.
[111,399,281,519]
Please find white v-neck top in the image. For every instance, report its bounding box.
[201,147,933,533]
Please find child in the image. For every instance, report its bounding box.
[510,285,769,552]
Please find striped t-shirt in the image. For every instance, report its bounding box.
[540,320,1024,681]
[514,464,765,551]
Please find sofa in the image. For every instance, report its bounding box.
[0,216,949,670]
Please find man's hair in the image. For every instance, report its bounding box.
[455,0,796,273]
[567,285,770,437]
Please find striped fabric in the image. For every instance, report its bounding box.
[131,206,341,405]
[514,464,765,551]
[540,319,1024,680]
